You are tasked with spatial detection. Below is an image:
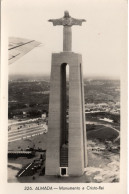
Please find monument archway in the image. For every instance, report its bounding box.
[60,63,69,169]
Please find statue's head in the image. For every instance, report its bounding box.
[64,11,70,18]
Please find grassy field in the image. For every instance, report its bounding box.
[87,125,118,142]
[8,133,47,151]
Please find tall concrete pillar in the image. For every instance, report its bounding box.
[45,11,88,176]
[45,59,61,175]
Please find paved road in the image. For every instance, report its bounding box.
[86,121,119,133]
[8,118,41,126]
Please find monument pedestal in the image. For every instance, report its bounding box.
[45,52,88,176]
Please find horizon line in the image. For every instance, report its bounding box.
[9,73,120,80]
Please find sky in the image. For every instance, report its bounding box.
[2,0,128,77]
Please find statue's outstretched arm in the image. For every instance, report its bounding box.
[48,18,63,26]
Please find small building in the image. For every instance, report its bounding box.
[41,113,47,119]
[22,111,27,118]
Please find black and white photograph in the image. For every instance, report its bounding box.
[0,0,128,193]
